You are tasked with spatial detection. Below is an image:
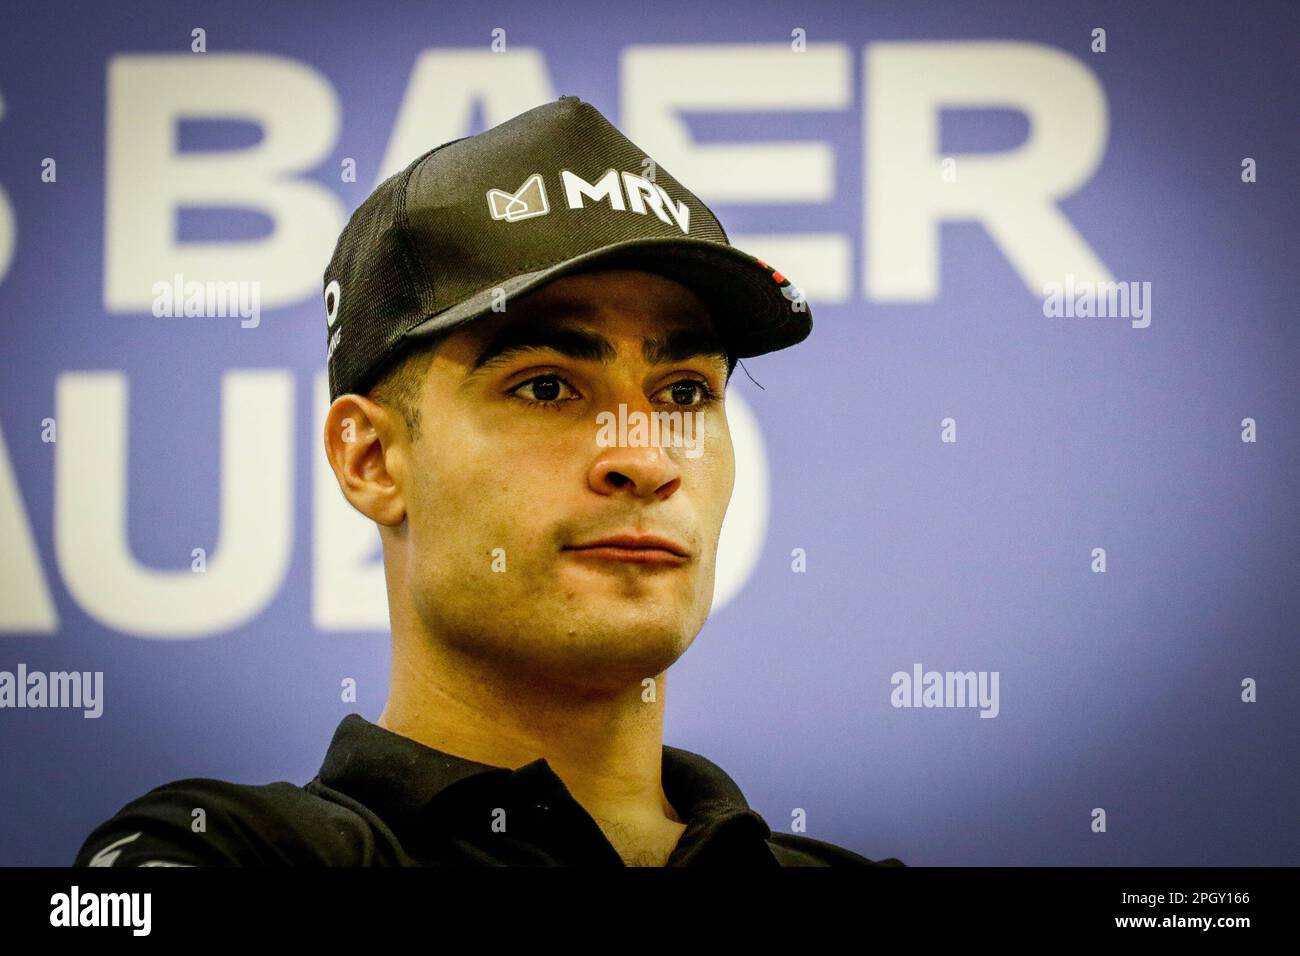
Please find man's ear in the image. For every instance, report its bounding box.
[323,394,407,526]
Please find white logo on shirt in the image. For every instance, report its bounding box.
[87,831,141,866]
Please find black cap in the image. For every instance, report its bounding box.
[323,95,812,402]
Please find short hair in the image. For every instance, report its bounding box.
[365,334,447,445]
[365,329,739,445]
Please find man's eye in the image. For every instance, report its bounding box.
[656,379,718,408]
[511,374,578,409]
[509,374,720,411]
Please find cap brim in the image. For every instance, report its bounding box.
[401,237,812,357]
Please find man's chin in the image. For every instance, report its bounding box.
[526,625,695,690]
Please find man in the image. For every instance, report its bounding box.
[73,96,903,867]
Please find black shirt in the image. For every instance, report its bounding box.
[73,713,904,867]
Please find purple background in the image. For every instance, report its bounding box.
[1,0,1297,866]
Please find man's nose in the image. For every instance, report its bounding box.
[587,395,683,499]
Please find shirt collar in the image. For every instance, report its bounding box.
[313,713,774,862]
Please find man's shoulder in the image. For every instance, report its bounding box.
[664,745,907,867]
[766,831,907,867]
[72,775,368,866]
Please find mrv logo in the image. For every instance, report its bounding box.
[487,169,691,235]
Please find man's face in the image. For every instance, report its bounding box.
[395,268,736,692]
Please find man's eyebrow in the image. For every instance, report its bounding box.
[468,321,731,377]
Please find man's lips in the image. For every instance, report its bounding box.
[563,533,691,564]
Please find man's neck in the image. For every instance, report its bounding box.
[377,634,684,865]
